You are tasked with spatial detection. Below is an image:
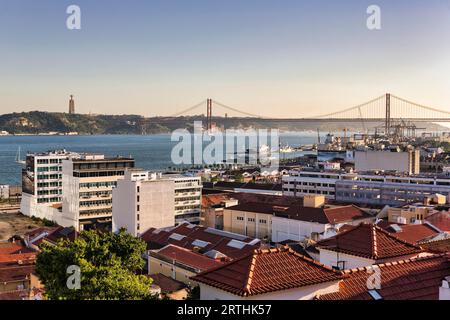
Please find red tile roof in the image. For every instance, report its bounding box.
[0,242,36,263]
[317,224,423,260]
[421,238,450,253]
[317,254,450,300]
[151,245,223,272]
[426,211,450,232]
[0,263,35,283]
[141,223,259,260]
[380,223,439,244]
[274,205,373,224]
[191,247,344,297]
[149,273,187,294]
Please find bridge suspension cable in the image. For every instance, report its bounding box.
[390,94,450,116]
[212,100,267,118]
[168,100,207,117]
[309,95,386,119]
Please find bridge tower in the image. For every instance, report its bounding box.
[385,93,391,136]
[206,98,213,131]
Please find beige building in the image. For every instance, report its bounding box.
[388,205,436,224]
[148,244,223,285]
[223,203,274,240]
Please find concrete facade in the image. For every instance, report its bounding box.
[112,170,175,236]
[355,150,420,174]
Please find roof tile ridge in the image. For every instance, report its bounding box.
[343,253,446,275]
[191,250,256,279]
[372,224,378,259]
[244,250,261,295]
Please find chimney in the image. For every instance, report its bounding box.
[303,195,325,208]
[440,276,450,300]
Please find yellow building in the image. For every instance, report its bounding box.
[388,206,434,224]
[223,202,275,240]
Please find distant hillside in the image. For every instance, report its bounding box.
[0,111,446,135]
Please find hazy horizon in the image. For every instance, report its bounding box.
[1,0,450,117]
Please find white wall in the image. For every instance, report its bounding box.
[20,193,72,227]
[199,281,340,300]
[319,248,375,269]
[271,217,327,243]
[440,278,450,300]
[61,161,80,230]
[113,178,175,236]
[355,151,410,173]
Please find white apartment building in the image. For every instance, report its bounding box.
[61,154,135,231]
[164,174,202,225]
[21,150,81,220]
[112,170,175,236]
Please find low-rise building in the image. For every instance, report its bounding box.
[316,224,426,270]
[317,254,450,300]
[223,194,374,243]
[271,202,375,243]
[191,247,344,300]
[142,222,261,285]
[283,170,450,206]
[148,244,223,285]
[0,240,43,300]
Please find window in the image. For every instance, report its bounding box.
[259,219,267,224]
[137,205,140,212]
[248,218,255,222]
[137,186,140,193]
[236,216,244,221]
[137,195,140,202]
[137,214,140,221]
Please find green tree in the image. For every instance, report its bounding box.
[36,229,158,300]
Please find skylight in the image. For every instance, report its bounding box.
[192,239,210,248]
[368,290,383,300]
[169,233,185,241]
[227,239,247,249]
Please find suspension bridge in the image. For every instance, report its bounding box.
[140,94,450,135]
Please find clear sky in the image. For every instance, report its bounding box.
[1,0,449,117]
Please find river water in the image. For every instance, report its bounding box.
[0,133,320,185]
